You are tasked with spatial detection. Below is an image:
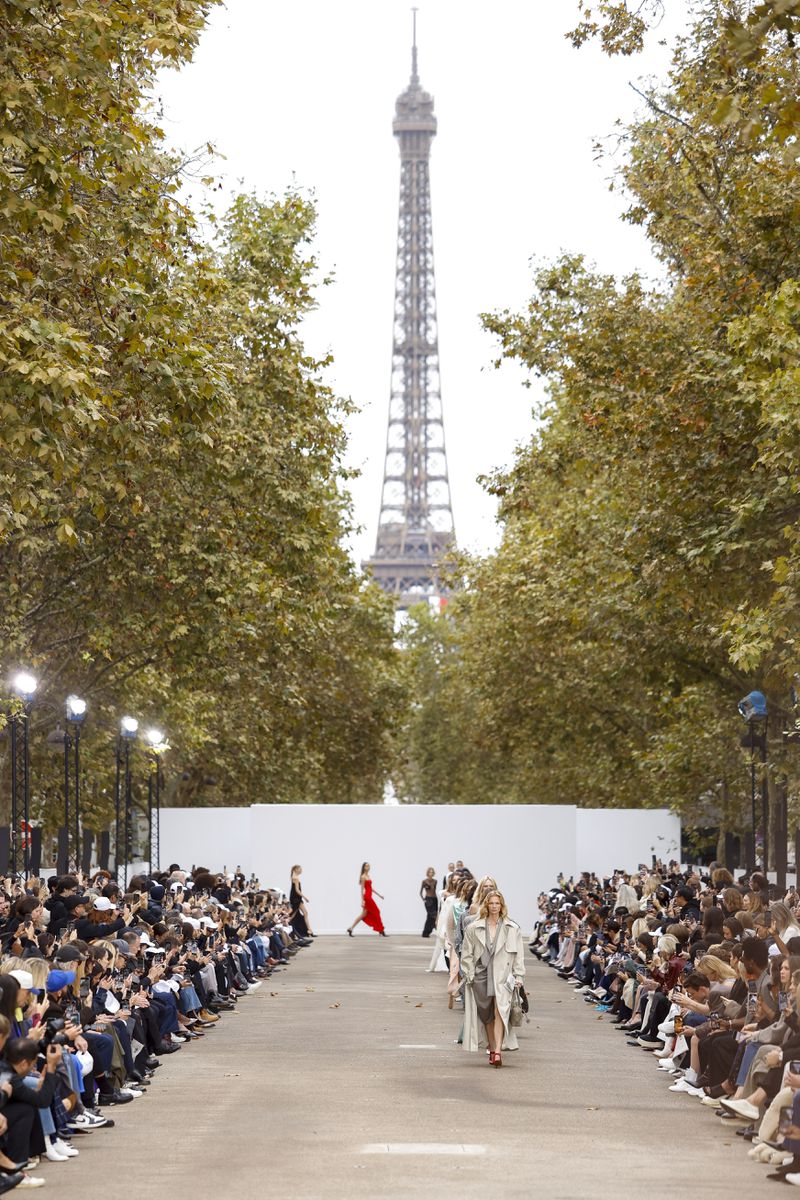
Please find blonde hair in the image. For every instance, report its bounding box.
[479,890,508,920]
[697,954,737,981]
[771,902,796,934]
[21,958,48,993]
[0,956,48,996]
[472,876,498,910]
[0,955,47,990]
[91,940,117,967]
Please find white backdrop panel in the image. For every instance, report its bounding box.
[248,803,577,935]
[159,807,253,877]
[158,804,680,934]
[575,809,682,879]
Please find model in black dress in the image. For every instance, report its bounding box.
[420,867,439,937]
[290,865,313,937]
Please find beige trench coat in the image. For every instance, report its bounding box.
[460,917,526,1052]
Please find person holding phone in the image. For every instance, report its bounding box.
[74,897,132,944]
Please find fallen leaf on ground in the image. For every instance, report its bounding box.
[415,1003,423,1008]
[270,991,279,997]
[305,986,315,992]
[329,1002,341,1008]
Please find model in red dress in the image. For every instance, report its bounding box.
[347,863,388,936]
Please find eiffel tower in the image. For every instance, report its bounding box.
[363,16,456,611]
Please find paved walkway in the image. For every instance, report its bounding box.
[41,937,778,1199]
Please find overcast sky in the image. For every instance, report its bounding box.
[156,1,686,566]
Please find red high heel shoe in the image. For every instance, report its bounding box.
[490,1051,502,1068]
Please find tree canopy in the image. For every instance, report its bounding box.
[0,0,399,839]
[394,0,800,851]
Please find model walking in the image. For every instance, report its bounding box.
[460,889,525,1067]
[289,865,314,937]
[420,867,438,937]
[347,862,387,936]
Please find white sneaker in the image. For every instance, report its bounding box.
[44,1140,69,1162]
[657,1059,676,1070]
[118,1087,142,1098]
[71,1111,107,1128]
[245,982,262,994]
[17,1176,46,1189]
[669,1079,703,1095]
[720,1099,760,1120]
[52,1139,78,1157]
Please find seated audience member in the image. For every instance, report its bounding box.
[532,861,800,1185]
[0,860,311,1187]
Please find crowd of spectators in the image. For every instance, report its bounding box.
[0,863,310,1191]
[531,862,800,1186]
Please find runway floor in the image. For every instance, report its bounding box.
[41,935,780,1199]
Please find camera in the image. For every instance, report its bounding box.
[42,1017,69,1050]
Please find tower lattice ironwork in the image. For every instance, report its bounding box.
[363,19,455,610]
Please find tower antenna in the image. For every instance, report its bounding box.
[411,7,419,82]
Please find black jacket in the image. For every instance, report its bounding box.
[4,1068,55,1109]
[75,916,125,942]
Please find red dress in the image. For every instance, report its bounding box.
[363,879,384,933]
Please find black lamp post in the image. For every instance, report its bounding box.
[10,672,37,879]
[115,717,138,881]
[65,696,86,866]
[739,690,768,870]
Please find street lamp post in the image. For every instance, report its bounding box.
[739,690,768,871]
[145,729,166,876]
[65,696,86,867]
[115,717,138,882]
[10,672,37,879]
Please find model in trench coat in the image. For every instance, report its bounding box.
[460,916,526,1052]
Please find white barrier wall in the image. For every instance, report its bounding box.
[575,809,682,878]
[159,804,680,935]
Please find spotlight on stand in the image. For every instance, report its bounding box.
[738,691,768,723]
[10,671,37,877]
[12,673,37,703]
[115,716,138,884]
[145,728,167,875]
[66,695,86,722]
[738,690,768,871]
[65,696,86,867]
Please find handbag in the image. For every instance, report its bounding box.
[509,985,525,1027]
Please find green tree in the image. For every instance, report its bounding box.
[0,1,399,848]
[396,2,800,851]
